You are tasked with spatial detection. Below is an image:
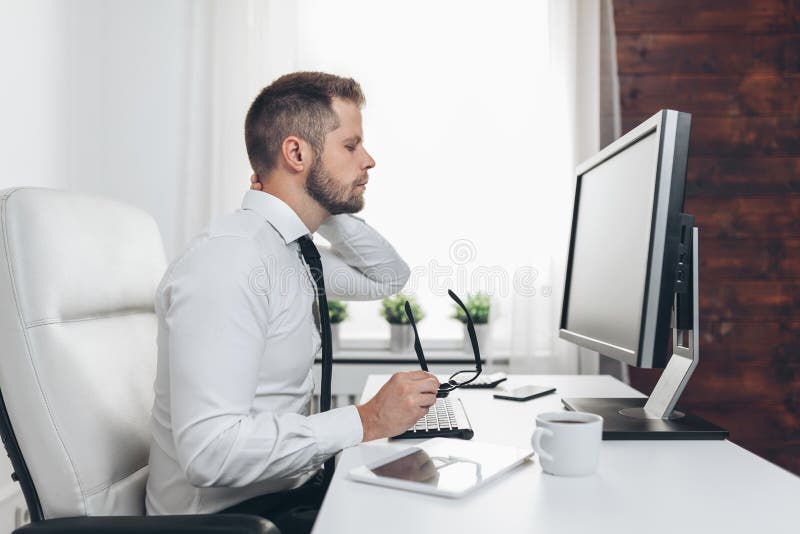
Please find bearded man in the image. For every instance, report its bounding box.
[145,72,439,534]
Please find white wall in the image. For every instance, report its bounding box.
[64,0,187,257]
[0,2,71,526]
[0,0,70,191]
[0,1,189,528]
[1,0,188,257]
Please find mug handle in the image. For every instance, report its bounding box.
[532,427,555,463]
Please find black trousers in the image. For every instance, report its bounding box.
[218,471,329,534]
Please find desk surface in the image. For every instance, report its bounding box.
[313,374,800,534]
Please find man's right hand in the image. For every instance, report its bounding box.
[356,371,440,442]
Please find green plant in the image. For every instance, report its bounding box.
[380,294,424,324]
[452,292,490,324]
[328,300,348,324]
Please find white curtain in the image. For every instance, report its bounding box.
[509,0,622,375]
[176,0,299,257]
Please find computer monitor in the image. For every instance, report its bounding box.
[558,109,727,440]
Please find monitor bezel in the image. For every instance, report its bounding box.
[558,109,691,368]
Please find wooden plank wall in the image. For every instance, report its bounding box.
[614,0,800,474]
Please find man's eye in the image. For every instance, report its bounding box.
[345,146,355,152]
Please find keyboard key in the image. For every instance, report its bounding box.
[393,396,473,440]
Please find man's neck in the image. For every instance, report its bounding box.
[260,181,329,233]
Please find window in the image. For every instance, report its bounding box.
[294,0,575,350]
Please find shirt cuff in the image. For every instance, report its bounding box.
[307,405,364,459]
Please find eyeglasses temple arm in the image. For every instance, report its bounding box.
[404,300,428,372]
[447,289,482,373]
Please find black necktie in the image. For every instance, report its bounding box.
[297,235,335,485]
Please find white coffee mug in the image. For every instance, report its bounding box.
[531,411,603,476]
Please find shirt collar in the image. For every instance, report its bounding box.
[241,190,310,245]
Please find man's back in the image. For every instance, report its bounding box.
[145,71,437,534]
[145,196,364,515]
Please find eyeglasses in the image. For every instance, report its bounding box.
[404,290,482,398]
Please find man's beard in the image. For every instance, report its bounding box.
[305,158,365,215]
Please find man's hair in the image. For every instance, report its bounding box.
[245,71,365,178]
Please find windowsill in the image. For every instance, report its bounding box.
[319,341,511,366]
[337,337,463,351]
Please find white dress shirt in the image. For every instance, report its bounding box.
[145,190,410,515]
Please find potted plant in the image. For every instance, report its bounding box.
[381,294,425,353]
[328,300,348,350]
[452,292,491,354]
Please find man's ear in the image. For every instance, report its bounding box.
[250,173,263,191]
[281,136,309,173]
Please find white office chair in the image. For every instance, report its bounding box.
[0,188,276,533]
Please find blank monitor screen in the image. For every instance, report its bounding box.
[564,131,659,364]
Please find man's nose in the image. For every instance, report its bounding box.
[364,150,376,170]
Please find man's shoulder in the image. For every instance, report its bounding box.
[160,216,256,283]
[158,235,254,293]
[179,210,284,255]
[160,210,287,285]
[208,209,289,252]
[205,209,263,241]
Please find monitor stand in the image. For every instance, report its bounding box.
[563,227,728,440]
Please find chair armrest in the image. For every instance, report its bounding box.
[12,513,279,534]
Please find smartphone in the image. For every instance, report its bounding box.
[493,385,556,402]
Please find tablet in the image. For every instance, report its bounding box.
[348,438,533,498]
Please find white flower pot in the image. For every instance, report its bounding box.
[389,323,414,353]
[330,323,341,351]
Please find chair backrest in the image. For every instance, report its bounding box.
[0,188,166,519]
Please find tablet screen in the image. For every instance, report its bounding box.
[370,447,482,491]
[353,438,533,497]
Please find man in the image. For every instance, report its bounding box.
[145,72,440,532]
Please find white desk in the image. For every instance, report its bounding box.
[313,375,800,534]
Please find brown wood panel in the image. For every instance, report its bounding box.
[629,323,800,475]
[621,116,800,156]
[685,195,800,239]
[616,34,798,75]
[794,0,800,31]
[616,1,800,476]
[700,238,800,279]
[629,361,800,406]
[687,157,800,196]
[756,444,800,475]
[614,0,792,34]
[684,398,800,446]
[630,363,800,472]
[700,320,800,353]
[630,353,800,427]
[684,363,800,407]
[619,74,800,117]
[700,281,800,322]
[688,116,800,156]
[787,31,800,72]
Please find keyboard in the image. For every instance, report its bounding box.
[391,397,474,440]
[460,371,508,389]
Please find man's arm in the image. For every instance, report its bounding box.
[164,236,363,488]
[316,214,410,300]
[249,173,409,299]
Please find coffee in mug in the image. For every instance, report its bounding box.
[547,420,587,424]
[531,411,603,476]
